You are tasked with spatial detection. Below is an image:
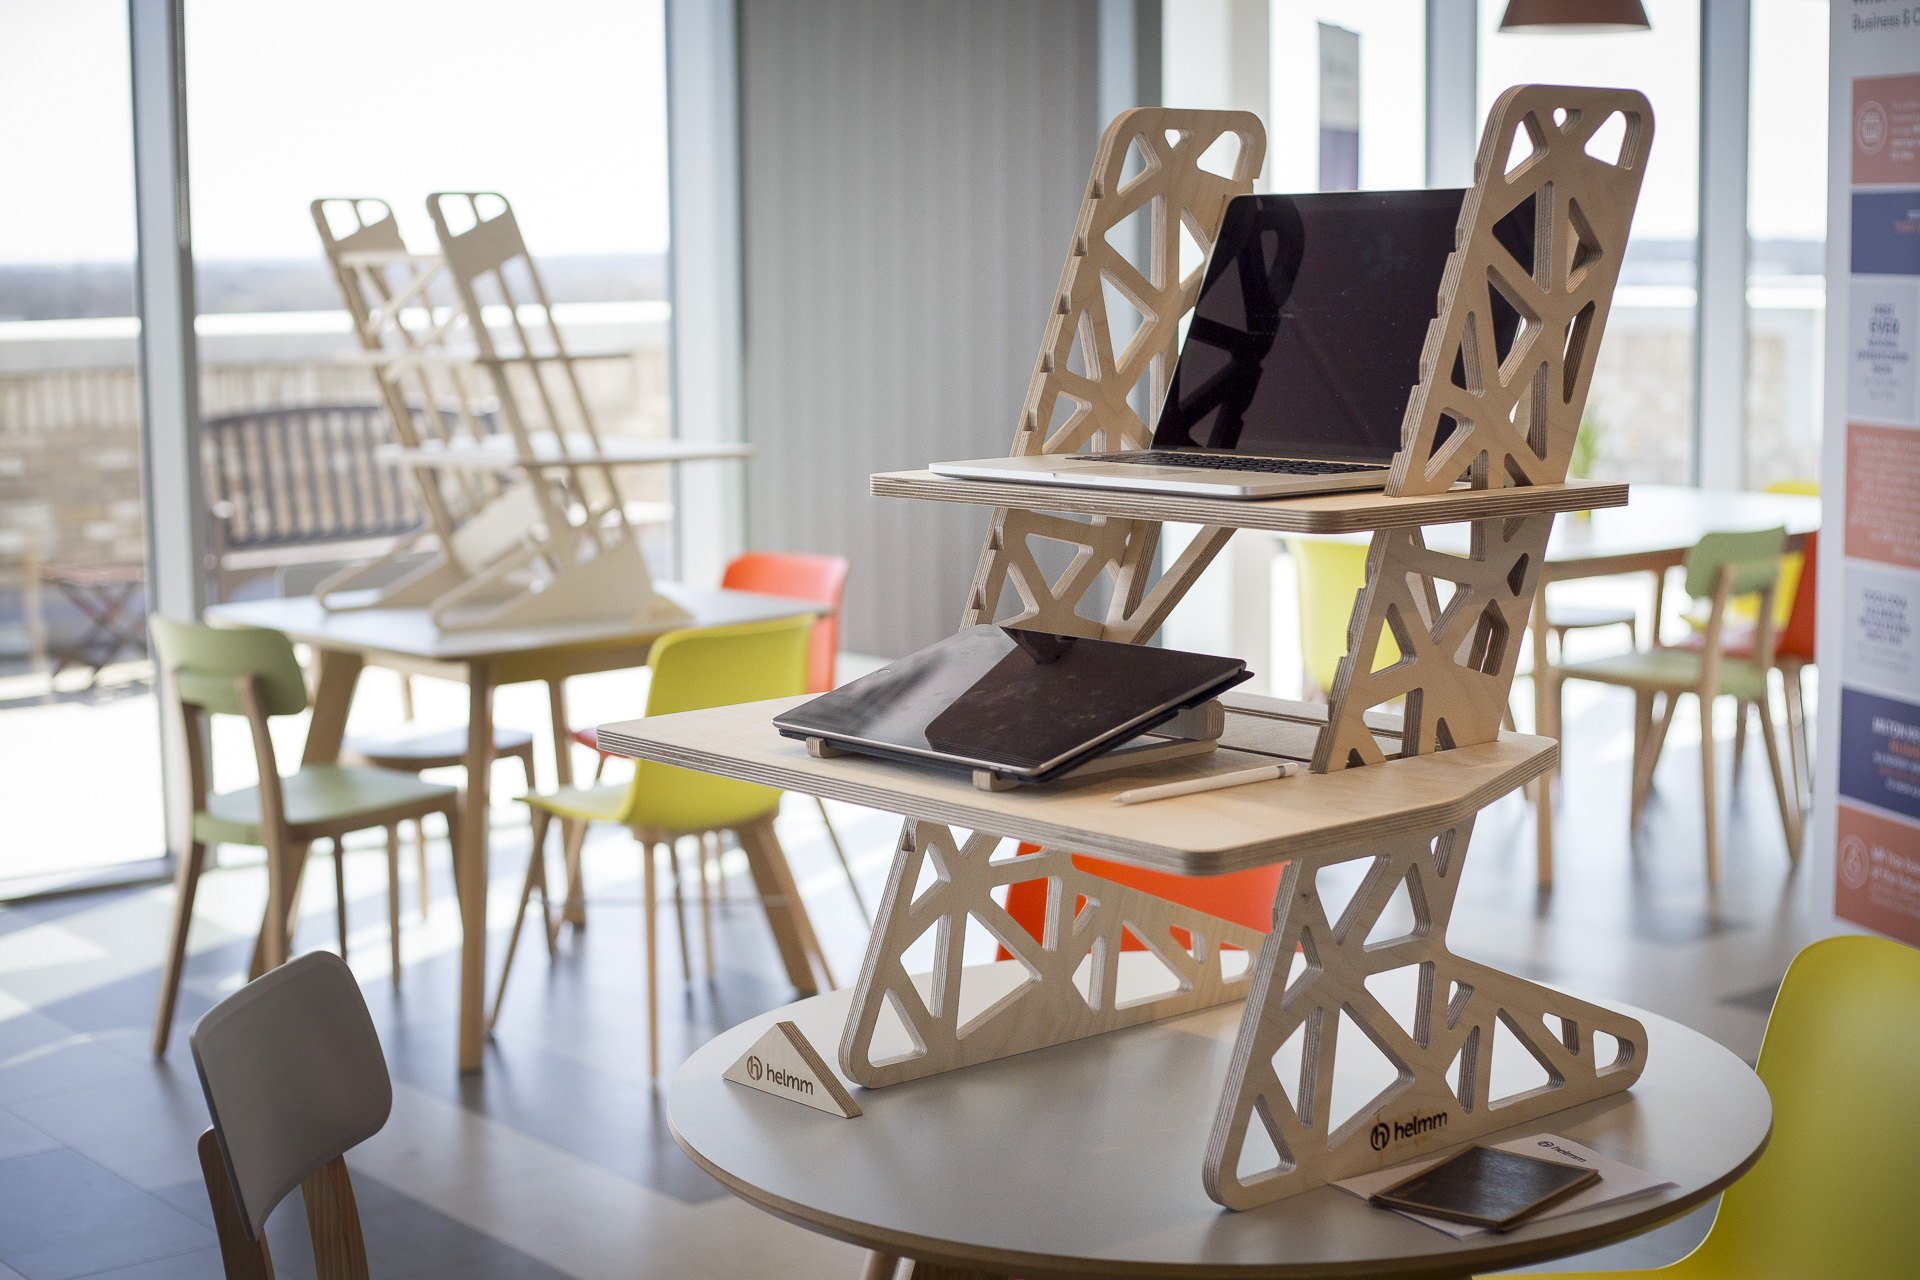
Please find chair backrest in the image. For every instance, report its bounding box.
[203,405,423,551]
[1681,527,1786,602]
[191,952,392,1242]
[150,617,308,718]
[1286,539,1398,697]
[1686,934,1920,1276]
[623,614,815,831]
[1775,529,1817,663]
[722,551,850,693]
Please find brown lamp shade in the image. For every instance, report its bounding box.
[1499,0,1651,33]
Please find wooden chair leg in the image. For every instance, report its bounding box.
[714,831,730,907]
[152,841,208,1056]
[642,839,659,1079]
[199,1128,272,1280]
[489,807,555,1033]
[862,1252,902,1280]
[1783,664,1812,814]
[1700,693,1720,884]
[1755,691,1802,859]
[735,817,836,993]
[696,834,715,979]
[330,837,350,961]
[1629,690,1655,823]
[561,817,589,930]
[252,836,310,979]
[399,673,415,721]
[413,819,429,921]
[665,840,694,983]
[300,1154,370,1280]
[1732,699,1749,780]
[816,795,871,925]
[386,825,402,988]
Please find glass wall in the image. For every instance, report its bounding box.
[1269,1,1428,194]
[1747,0,1828,490]
[1479,0,1702,485]
[0,0,164,890]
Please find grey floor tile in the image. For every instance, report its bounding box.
[0,1020,148,1107]
[1720,980,1782,1015]
[0,1150,210,1280]
[70,1247,224,1280]
[0,1109,59,1162]
[8,1064,208,1190]
[33,966,217,1043]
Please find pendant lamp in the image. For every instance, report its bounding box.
[1498,0,1651,33]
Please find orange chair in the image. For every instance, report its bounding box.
[572,551,866,919]
[998,843,1283,959]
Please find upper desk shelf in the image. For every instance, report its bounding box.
[380,432,754,473]
[871,470,1628,535]
[597,691,1555,876]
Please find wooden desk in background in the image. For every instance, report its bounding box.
[207,582,826,1073]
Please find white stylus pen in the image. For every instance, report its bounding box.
[1112,762,1299,806]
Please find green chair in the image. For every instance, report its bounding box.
[1554,528,1794,882]
[1489,933,1920,1279]
[490,615,835,1076]
[149,618,459,1056]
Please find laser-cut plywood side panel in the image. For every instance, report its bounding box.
[1315,513,1552,773]
[1388,85,1653,497]
[961,109,1265,642]
[840,822,1268,1089]
[1203,819,1648,1210]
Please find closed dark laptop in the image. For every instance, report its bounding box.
[772,625,1250,785]
[1370,1145,1600,1232]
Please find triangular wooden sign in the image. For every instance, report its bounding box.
[723,1021,861,1118]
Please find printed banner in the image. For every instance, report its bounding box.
[1845,422,1920,569]
[1849,277,1920,421]
[1844,561,1920,693]
[1835,802,1920,947]
[1854,72,1920,185]
[1838,685,1920,822]
[1851,190,1920,275]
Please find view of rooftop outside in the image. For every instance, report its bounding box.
[0,0,672,890]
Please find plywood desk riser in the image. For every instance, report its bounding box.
[669,984,1771,1280]
[207,583,827,1074]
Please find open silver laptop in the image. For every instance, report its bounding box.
[932,188,1468,499]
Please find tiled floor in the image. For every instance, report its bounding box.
[0,664,1810,1279]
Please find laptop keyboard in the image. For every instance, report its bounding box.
[1087,452,1388,476]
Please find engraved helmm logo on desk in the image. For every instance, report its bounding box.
[723,1021,862,1118]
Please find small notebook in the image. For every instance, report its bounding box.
[1369,1145,1599,1232]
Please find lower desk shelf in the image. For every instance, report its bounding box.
[596,690,1554,876]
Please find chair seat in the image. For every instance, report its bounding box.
[345,725,534,770]
[1559,648,1771,700]
[1545,604,1636,631]
[197,765,456,845]
[525,783,632,824]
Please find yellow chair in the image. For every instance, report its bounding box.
[1489,933,1920,1279]
[1287,539,1395,699]
[488,615,834,1075]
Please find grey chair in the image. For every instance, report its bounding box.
[192,952,392,1279]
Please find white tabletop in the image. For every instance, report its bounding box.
[206,582,822,662]
[670,979,1770,1279]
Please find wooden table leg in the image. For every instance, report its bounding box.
[734,817,823,995]
[1530,578,1554,888]
[302,648,363,765]
[459,661,496,1072]
[547,678,588,929]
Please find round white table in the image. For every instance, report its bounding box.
[668,986,1770,1279]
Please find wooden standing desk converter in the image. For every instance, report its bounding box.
[206,582,829,1073]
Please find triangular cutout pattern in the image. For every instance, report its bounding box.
[841,822,1267,1088]
[1314,513,1552,770]
[1388,85,1651,498]
[966,107,1263,642]
[1204,819,1650,1210]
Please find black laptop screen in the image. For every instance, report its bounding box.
[1152,189,1468,463]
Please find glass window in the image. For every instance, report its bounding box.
[1479,0,1702,486]
[0,0,164,891]
[1746,0,1827,491]
[1269,1,1428,194]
